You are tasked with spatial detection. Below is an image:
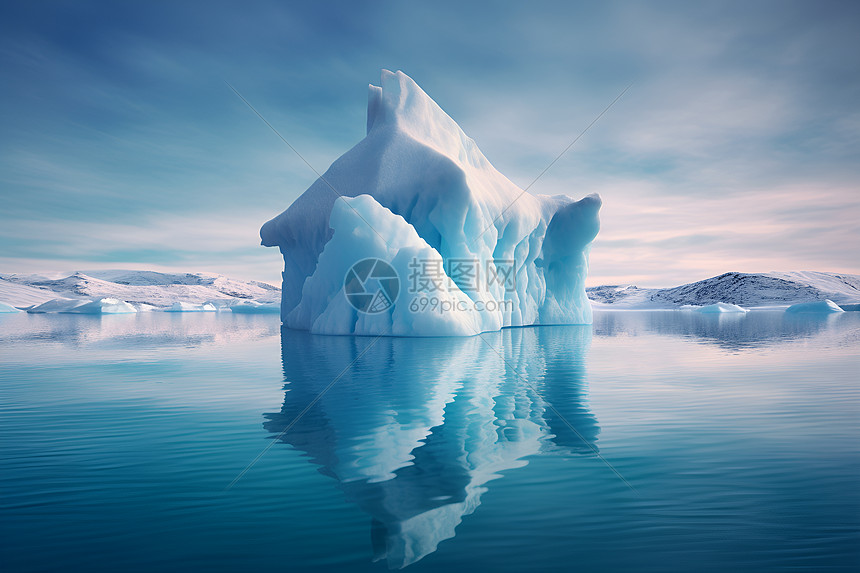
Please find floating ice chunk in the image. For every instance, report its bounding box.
[694,302,749,313]
[26,298,90,313]
[0,301,22,313]
[65,298,137,314]
[785,300,844,313]
[230,300,281,314]
[164,301,217,312]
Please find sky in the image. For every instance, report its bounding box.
[1,0,858,287]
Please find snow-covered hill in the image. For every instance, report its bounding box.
[0,271,280,309]
[588,271,860,309]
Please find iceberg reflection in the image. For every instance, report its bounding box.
[265,325,598,568]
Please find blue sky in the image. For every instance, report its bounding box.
[1,0,858,287]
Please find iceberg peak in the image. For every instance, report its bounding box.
[261,70,601,336]
[366,70,490,172]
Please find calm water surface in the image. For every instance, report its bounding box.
[1,311,858,571]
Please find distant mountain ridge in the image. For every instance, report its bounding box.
[0,270,280,308]
[587,271,860,309]
[2,269,858,311]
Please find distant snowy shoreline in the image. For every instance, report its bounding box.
[0,270,280,314]
[587,271,860,310]
[1,269,857,315]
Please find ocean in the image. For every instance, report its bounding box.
[1,310,857,571]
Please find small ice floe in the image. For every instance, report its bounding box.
[693,302,749,314]
[229,300,281,314]
[0,301,22,313]
[164,301,217,312]
[785,300,844,313]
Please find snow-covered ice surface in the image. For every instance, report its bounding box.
[261,70,601,336]
[588,271,860,310]
[0,301,22,313]
[0,278,61,307]
[0,271,280,312]
[785,300,844,314]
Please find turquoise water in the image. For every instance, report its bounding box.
[1,311,858,571]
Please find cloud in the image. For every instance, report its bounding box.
[0,0,857,287]
[0,208,285,283]
[586,179,860,286]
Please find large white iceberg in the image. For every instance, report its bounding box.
[261,70,601,336]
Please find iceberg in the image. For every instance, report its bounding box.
[25,297,137,314]
[693,302,749,314]
[785,300,844,314]
[164,301,217,312]
[261,70,601,336]
[26,298,89,313]
[65,298,137,314]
